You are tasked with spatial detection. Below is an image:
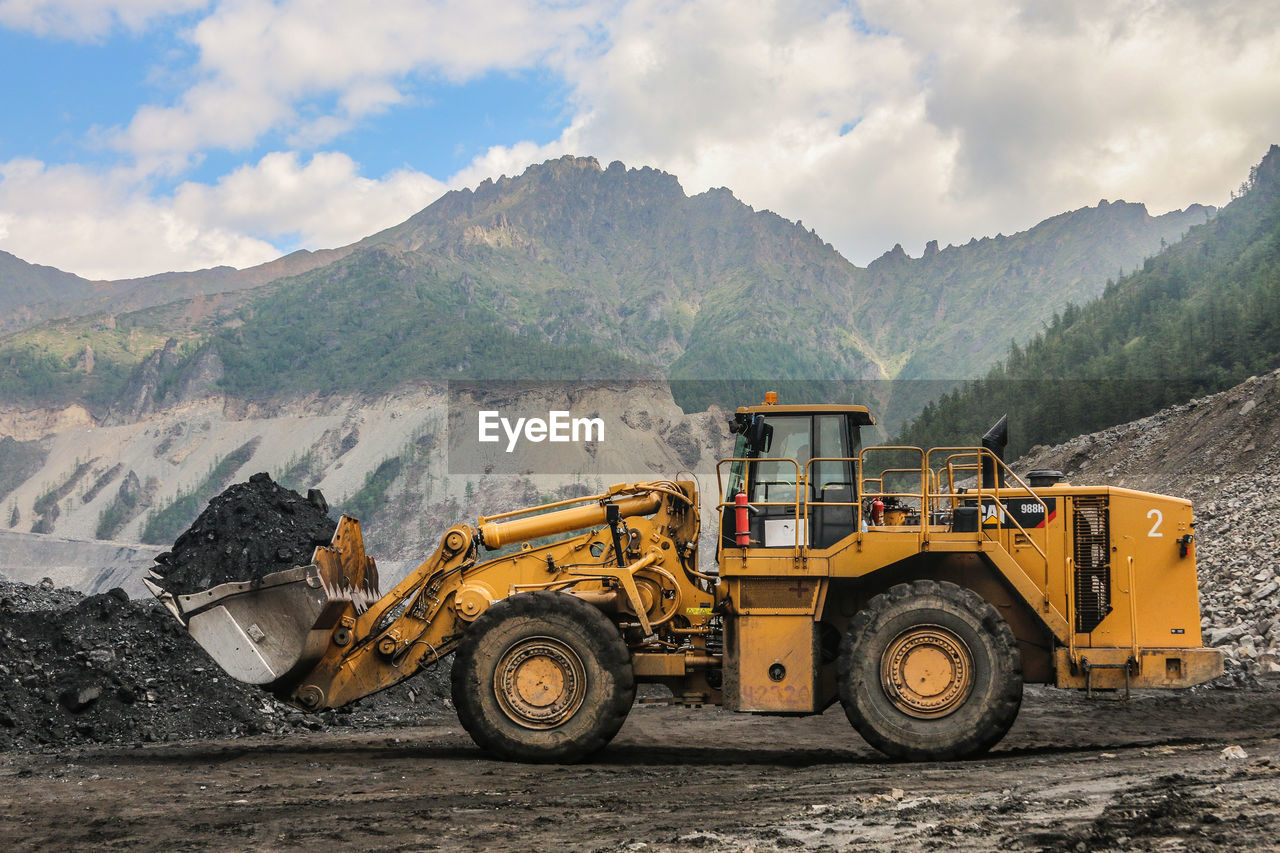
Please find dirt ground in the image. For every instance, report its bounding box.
[4,685,1280,852]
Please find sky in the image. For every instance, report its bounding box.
[1,0,1278,281]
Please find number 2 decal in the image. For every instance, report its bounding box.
[1147,508,1163,537]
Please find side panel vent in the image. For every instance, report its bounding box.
[739,578,819,612]
[1073,496,1111,633]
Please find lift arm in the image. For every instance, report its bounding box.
[153,481,704,711]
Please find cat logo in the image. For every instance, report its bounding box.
[980,497,1057,529]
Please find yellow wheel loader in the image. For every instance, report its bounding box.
[148,395,1222,763]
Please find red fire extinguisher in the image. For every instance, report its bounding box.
[871,496,884,526]
[734,492,751,546]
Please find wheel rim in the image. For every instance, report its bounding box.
[494,636,588,729]
[880,624,974,719]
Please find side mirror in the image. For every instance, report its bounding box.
[750,419,773,454]
[729,413,773,455]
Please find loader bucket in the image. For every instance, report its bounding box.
[145,515,380,690]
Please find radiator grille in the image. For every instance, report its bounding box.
[739,578,819,611]
[1073,496,1111,633]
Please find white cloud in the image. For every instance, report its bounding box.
[0,0,207,39]
[4,0,1280,278]
[554,0,943,257]
[113,0,611,157]
[0,153,445,279]
[172,150,445,247]
[0,158,278,279]
[861,0,1280,231]
[462,0,1280,262]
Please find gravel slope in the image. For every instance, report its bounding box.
[1019,368,1280,683]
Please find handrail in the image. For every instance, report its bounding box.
[941,454,979,498]
[1065,554,1077,663]
[713,444,1055,583]
[803,457,860,498]
[804,456,863,533]
[867,467,928,493]
[866,466,939,519]
[925,446,1052,569]
[716,455,867,551]
[715,457,804,551]
[860,446,928,551]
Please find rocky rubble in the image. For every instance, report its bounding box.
[0,471,460,753]
[0,581,449,751]
[151,472,336,596]
[1019,368,1280,685]
[0,575,84,611]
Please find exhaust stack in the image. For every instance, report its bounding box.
[981,414,1009,488]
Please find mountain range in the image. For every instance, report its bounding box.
[0,155,1209,418]
[1,149,1264,561]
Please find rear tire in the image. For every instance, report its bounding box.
[838,580,1022,760]
[451,590,635,763]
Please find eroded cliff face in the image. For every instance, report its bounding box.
[0,381,733,590]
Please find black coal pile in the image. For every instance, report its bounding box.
[151,472,337,596]
[0,581,297,749]
[0,581,450,751]
[0,474,457,752]
[1,575,83,612]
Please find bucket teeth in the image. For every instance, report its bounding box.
[143,577,185,625]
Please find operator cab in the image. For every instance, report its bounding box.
[720,394,874,550]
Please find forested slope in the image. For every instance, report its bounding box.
[900,146,1280,455]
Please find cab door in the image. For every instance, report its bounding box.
[747,415,811,547]
[735,414,858,549]
[810,414,858,548]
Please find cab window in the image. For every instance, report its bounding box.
[811,414,860,547]
[749,416,809,505]
[813,414,854,498]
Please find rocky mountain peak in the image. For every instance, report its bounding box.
[871,243,910,266]
[370,155,691,254]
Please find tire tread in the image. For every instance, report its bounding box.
[837,580,1022,761]
[451,590,635,763]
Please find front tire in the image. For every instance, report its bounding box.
[451,590,635,763]
[838,580,1022,760]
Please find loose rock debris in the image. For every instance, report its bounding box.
[0,582,284,749]
[0,580,448,751]
[0,473,457,751]
[149,472,336,596]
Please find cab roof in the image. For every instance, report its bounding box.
[736,403,876,425]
